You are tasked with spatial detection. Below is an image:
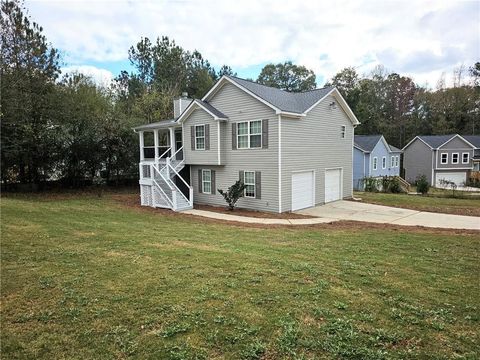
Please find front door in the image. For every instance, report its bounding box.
[175,129,183,160]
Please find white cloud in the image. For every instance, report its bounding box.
[62,65,114,87]
[27,0,479,87]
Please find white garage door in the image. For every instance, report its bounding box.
[292,171,315,211]
[435,172,466,187]
[325,169,342,203]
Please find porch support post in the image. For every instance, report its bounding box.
[169,127,175,156]
[154,129,159,166]
[139,131,144,161]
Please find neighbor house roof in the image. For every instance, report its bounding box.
[417,135,457,149]
[462,135,480,148]
[389,145,403,152]
[226,76,334,114]
[354,135,383,152]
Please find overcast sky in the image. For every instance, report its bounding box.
[26,0,479,88]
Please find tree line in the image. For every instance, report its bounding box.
[1,0,478,189]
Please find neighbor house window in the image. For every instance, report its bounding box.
[202,169,211,194]
[462,152,469,164]
[452,153,459,164]
[440,153,448,164]
[341,125,346,139]
[373,157,378,170]
[395,156,399,167]
[244,171,255,198]
[382,156,387,169]
[390,156,395,168]
[195,125,205,150]
[237,120,262,149]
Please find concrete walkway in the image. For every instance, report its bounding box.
[183,202,480,230]
[298,201,480,230]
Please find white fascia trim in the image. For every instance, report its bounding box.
[202,76,281,113]
[379,136,393,153]
[304,88,360,126]
[177,99,227,124]
[217,121,221,165]
[435,167,473,170]
[354,144,369,153]
[402,136,433,151]
[438,134,476,149]
[276,110,305,117]
[278,114,282,213]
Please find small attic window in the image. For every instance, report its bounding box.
[341,125,346,139]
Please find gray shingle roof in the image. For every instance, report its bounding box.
[417,135,456,148]
[195,100,228,119]
[227,76,334,114]
[389,145,403,152]
[462,135,480,148]
[133,119,177,131]
[354,135,383,152]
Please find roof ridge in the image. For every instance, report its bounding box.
[227,75,332,94]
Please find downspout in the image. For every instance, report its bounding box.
[278,114,282,213]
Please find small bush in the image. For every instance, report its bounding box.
[363,177,379,192]
[218,180,246,210]
[416,175,430,194]
[381,176,403,193]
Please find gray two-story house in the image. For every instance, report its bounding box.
[403,134,480,187]
[134,76,360,213]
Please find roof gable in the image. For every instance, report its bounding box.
[354,135,383,153]
[177,99,228,123]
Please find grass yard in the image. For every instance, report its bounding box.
[355,191,480,217]
[1,192,479,359]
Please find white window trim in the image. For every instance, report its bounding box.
[395,155,399,167]
[341,125,346,139]
[195,124,205,151]
[382,156,387,169]
[202,169,211,194]
[373,157,378,171]
[244,170,256,198]
[462,152,469,164]
[440,153,448,164]
[451,152,459,164]
[390,156,395,168]
[237,120,262,149]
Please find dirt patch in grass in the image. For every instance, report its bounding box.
[194,204,314,219]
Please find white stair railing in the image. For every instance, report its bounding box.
[151,163,176,209]
[165,159,193,207]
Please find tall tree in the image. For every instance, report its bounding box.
[325,67,360,111]
[1,0,61,187]
[257,61,316,92]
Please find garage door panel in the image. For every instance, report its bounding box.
[435,172,466,187]
[292,171,314,211]
[325,169,342,203]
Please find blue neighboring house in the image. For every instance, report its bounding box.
[353,135,403,190]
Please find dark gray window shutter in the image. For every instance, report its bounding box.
[232,123,237,149]
[255,171,261,199]
[262,119,268,149]
[191,126,195,150]
[205,124,210,150]
[239,170,244,184]
[198,169,202,193]
[211,170,216,195]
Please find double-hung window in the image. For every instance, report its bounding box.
[452,153,459,164]
[244,171,256,198]
[462,152,470,164]
[195,125,205,150]
[373,157,378,170]
[395,156,399,167]
[202,169,211,194]
[382,156,387,169]
[440,153,448,164]
[237,120,262,149]
[390,156,395,168]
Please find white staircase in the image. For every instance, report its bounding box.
[140,146,193,212]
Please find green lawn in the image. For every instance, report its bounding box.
[355,191,480,217]
[1,193,479,359]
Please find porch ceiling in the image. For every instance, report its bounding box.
[133,119,180,131]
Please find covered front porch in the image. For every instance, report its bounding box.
[134,120,193,211]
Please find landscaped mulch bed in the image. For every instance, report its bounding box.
[194,204,315,219]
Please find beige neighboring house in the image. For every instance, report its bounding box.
[134,76,360,213]
[402,134,480,187]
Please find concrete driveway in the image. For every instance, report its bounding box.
[297,200,480,230]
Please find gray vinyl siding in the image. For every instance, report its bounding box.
[280,95,354,212]
[403,139,433,184]
[436,137,474,169]
[192,82,279,212]
[183,109,220,165]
